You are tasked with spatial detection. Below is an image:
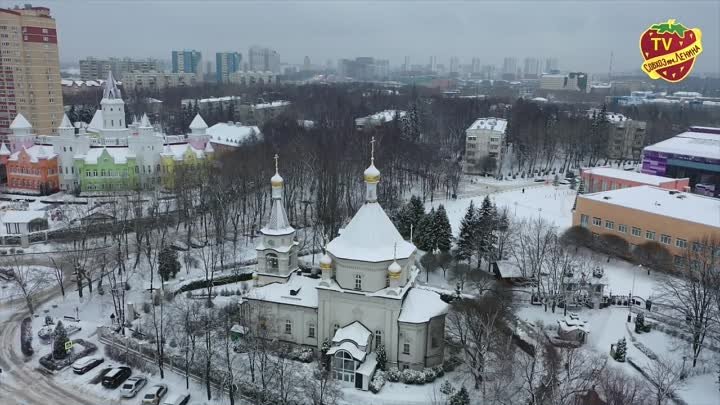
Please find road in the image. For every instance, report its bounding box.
[0,253,114,405]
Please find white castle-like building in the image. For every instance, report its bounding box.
[246,143,449,390]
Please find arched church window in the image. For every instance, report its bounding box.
[354,274,362,291]
[266,253,278,271]
[375,330,383,349]
[332,350,355,383]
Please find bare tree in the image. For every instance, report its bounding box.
[644,358,686,405]
[3,255,48,315]
[49,256,66,298]
[446,286,514,393]
[302,361,342,405]
[657,236,718,367]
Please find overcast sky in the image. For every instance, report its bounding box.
[4,0,718,74]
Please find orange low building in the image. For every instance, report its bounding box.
[4,145,60,194]
[573,185,720,261]
[581,167,689,194]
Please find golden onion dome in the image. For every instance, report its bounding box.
[320,253,332,270]
[388,260,402,279]
[364,163,380,184]
[271,172,284,187]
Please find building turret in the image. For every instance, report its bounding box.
[320,250,333,281]
[100,71,126,130]
[189,113,208,135]
[364,136,380,202]
[58,114,74,137]
[139,113,153,137]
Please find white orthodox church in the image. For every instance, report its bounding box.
[246,147,449,390]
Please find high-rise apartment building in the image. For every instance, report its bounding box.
[545,57,559,73]
[79,57,160,81]
[0,5,64,138]
[215,52,242,83]
[502,57,517,80]
[172,49,203,75]
[449,57,460,74]
[248,46,280,73]
[523,57,539,79]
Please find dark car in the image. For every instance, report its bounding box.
[101,366,131,389]
[72,356,104,374]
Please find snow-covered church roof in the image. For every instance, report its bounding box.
[327,202,414,263]
[399,288,449,323]
[9,113,32,130]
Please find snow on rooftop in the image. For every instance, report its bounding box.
[398,288,449,323]
[467,117,507,133]
[253,100,290,109]
[80,147,136,164]
[88,110,104,132]
[327,341,367,362]
[327,202,415,263]
[161,143,204,161]
[188,114,208,130]
[1,210,46,224]
[332,321,371,345]
[9,114,32,129]
[207,123,261,146]
[355,352,377,376]
[261,197,294,236]
[580,185,720,228]
[245,274,319,308]
[9,145,57,162]
[643,130,720,160]
[582,167,678,186]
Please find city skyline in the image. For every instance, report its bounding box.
[26,0,719,75]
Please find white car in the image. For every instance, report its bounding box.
[120,376,147,398]
[142,384,168,405]
[71,356,104,374]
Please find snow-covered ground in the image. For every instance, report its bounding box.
[430,183,577,236]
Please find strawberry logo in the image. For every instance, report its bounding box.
[639,19,703,83]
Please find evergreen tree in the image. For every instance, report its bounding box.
[415,209,435,251]
[67,105,78,124]
[376,344,387,371]
[475,196,496,266]
[449,387,470,405]
[53,321,69,359]
[614,337,627,362]
[553,174,560,187]
[635,312,645,333]
[433,205,452,252]
[570,177,578,190]
[577,178,586,194]
[440,380,455,396]
[159,246,181,281]
[455,200,477,262]
[407,195,425,240]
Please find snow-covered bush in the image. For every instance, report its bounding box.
[613,338,627,362]
[369,370,386,393]
[376,344,387,370]
[400,369,425,384]
[385,368,402,382]
[423,368,438,383]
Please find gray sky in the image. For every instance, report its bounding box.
[5,0,719,74]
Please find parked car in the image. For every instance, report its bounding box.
[162,392,191,405]
[142,384,168,405]
[120,376,147,398]
[101,366,131,389]
[72,356,104,374]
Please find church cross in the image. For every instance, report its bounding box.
[370,136,376,164]
[274,153,279,173]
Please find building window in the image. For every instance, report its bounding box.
[580,214,588,227]
[285,320,292,335]
[592,217,601,226]
[354,274,362,291]
[660,234,671,245]
[265,253,278,272]
[631,227,641,237]
[618,224,627,233]
[605,220,614,230]
[676,239,687,249]
[333,351,355,383]
[645,231,655,241]
[375,330,383,349]
[308,323,315,338]
[403,343,410,355]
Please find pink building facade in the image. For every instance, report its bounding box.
[581,167,689,194]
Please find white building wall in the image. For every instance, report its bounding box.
[398,322,426,370]
[247,300,318,348]
[332,256,411,292]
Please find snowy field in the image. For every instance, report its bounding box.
[430,183,577,236]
